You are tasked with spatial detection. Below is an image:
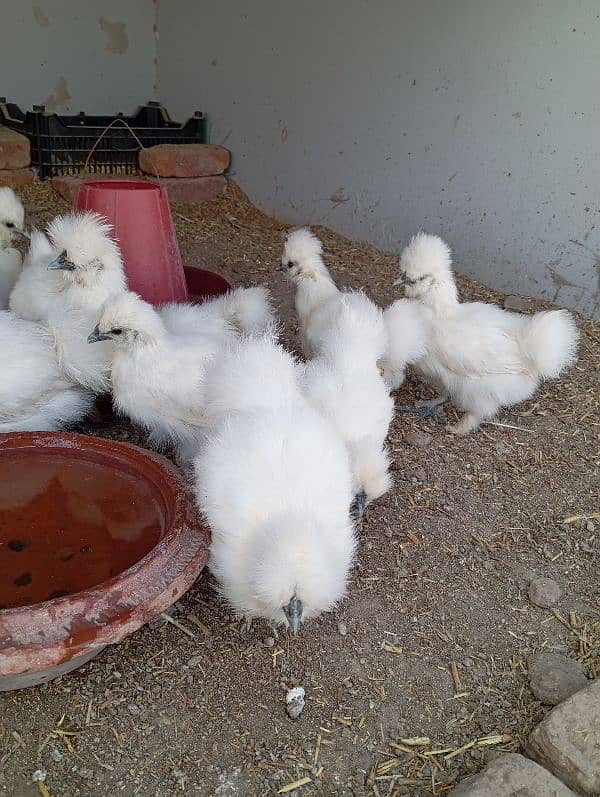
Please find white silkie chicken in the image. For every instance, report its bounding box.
[89,291,227,465]
[0,311,93,432]
[380,298,429,391]
[9,229,62,322]
[159,285,275,339]
[394,232,580,433]
[0,187,28,309]
[300,293,394,519]
[193,333,356,634]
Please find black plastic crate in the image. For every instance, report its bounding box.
[0,100,207,179]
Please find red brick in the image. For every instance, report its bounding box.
[0,168,36,188]
[159,176,227,203]
[52,174,227,206]
[139,144,230,178]
[0,127,30,169]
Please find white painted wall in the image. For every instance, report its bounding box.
[1,1,157,114]
[157,0,600,317]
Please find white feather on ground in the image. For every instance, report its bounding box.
[300,292,394,514]
[159,285,275,339]
[396,231,580,433]
[93,291,227,465]
[0,187,27,310]
[0,311,93,432]
[194,402,356,631]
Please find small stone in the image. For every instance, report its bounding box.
[527,679,600,795]
[452,753,576,796]
[263,636,275,647]
[405,430,433,448]
[528,652,588,705]
[51,748,63,762]
[285,686,305,720]
[462,657,475,668]
[32,770,47,783]
[585,520,595,533]
[503,294,531,312]
[528,576,562,608]
[337,622,348,636]
[411,466,427,481]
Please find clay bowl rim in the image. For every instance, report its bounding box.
[0,432,209,673]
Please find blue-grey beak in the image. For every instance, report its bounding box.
[276,262,286,272]
[394,272,410,286]
[283,595,303,635]
[88,325,110,344]
[48,251,75,271]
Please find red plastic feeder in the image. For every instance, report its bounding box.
[184,266,231,302]
[75,180,188,305]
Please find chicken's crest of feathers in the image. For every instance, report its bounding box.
[398,232,457,305]
[0,187,25,245]
[97,291,165,346]
[46,212,125,286]
[281,227,328,281]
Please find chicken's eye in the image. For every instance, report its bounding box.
[287,261,294,269]
[111,328,123,335]
[5,222,14,229]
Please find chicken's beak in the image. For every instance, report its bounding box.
[283,595,303,635]
[394,272,410,286]
[275,262,286,273]
[88,325,110,344]
[48,251,76,271]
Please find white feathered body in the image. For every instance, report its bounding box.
[194,404,356,624]
[301,293,393,503]
[0,246,22,310]
[0,311,93,432]
[9,231,61,322]
[381,298,429,390]
[398,232,580,426]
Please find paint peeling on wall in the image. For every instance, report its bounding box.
[44,76,71,112]
[99,17,129,54]
[32,6,49,27]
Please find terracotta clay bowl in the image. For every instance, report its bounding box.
[0,432,209,691]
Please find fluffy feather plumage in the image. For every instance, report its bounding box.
[0,187,26,309]
[9,229,62,321]
[300,293,394,512]
[0,310,93,432]
[93,291,225,465]
[396,232,580,433]
[380,298,429,390]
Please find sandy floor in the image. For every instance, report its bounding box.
[1,181,598,797]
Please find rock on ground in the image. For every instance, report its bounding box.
[405,430,433,448]
[452,753,577,796]
[528,652,588,705]
[503,294,532,312]
[0,168,36,188]
[527,679,600,796]
[528,576,562,608]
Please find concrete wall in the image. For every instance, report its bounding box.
[157,0,600,318]
[1,1,157,114]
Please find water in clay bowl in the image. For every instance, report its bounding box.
[0,432,209,691]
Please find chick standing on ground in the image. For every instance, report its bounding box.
[90,291,229,466]
[194,333,356,633]
[0,311,93,432]
[0,187,28,309]
[394,232,580,433]
[300,293,394,519]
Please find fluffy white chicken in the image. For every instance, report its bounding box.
[194,333,356,633]
[9,229,62,322]
[380,298,429,391]
[90,291,226,465]
[0,187,28,309]
[278,227,354,357]
[0,311,93,432]
[159,285,275,339]
[394,232,580,433]
[300,293,394,518]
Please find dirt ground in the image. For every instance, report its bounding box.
[1,181,598,797]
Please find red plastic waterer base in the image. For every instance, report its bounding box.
[75,180,188,306]
[184,266,230,302]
